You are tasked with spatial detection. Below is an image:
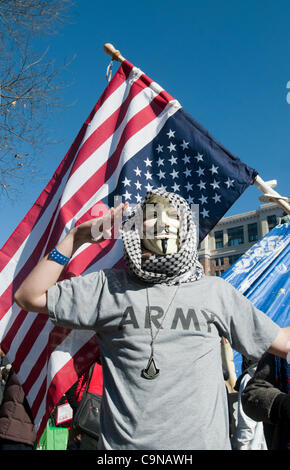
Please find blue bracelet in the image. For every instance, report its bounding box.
[48,247,71,266]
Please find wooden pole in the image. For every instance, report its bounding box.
[254,175,290,215]
[104,43,125,63]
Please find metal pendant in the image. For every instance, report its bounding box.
[142,356,160,380]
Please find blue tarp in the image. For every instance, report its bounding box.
[222,222,290,377]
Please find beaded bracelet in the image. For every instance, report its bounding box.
[48,247,71,266]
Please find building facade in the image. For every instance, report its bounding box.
[198,201,288,276]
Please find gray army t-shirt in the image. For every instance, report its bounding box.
[47,269,279,450]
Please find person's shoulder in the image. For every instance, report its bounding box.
[193,274,232,287]
[204,275,239,290]
[189,275,240,297]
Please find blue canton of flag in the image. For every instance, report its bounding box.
[110,107,258,241]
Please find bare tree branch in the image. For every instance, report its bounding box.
[0,0,75,198]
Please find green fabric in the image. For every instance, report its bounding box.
[36,425,68,450]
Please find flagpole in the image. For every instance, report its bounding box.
[254,175,290,214]
[104,43,125,62]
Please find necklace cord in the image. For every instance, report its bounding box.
[146,286,180,357]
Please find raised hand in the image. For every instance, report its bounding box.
[74,202,129,246]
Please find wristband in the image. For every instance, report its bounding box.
[48,247,71,266]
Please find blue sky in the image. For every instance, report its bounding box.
[1,0,290,248]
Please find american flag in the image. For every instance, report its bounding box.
[0,59,257,440]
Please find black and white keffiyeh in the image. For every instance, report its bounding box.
[120,188,204,285]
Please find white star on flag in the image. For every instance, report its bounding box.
[196,167,205,177]
[144,157,152,167]
[225,177,235,188]
[169,155,177,165]
[144,170,152,180]
[199,195,208,205]
[122,177,131,187]
[201,208,209,218]
[134,181,142,190]
[182,154,191,164]
[197,180,206,190]
[167,129,175,138]
[156,144,163,153]
[170,169,179,179]
[212,193,221,203]
[210,179,220,190]
[134,166,141,176]
[180,139,189,150]
[167,142,176,152]
[123,190,132,200]
[194,153,203,162]
[209,164,219,175]
[172,182,180,191]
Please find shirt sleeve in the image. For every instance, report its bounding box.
[47,270,105,330]
[213,278,280,361]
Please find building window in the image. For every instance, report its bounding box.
[229,254,242,265]
[267,215,277,231]
[220,257,224,266]
[248,223,258,242]
[215,271,220,276]
[227,226,244,246]
[214,231,223,249]
[215,258,219,266]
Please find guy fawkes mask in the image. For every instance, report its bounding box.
[142,195,180,255]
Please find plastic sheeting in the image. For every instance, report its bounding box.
[222,222,290,377]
